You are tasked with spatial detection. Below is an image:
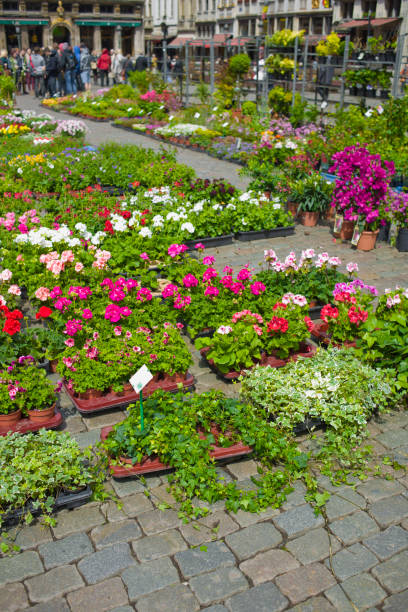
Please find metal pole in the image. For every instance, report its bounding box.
[392,34,404,98]
[261,35,269,116]
[163,37,167,83]
[185,41,190,106]
[339,34,350,111]
[255,36,260,105]
[300,35,309,101]
[291,35,298,107]
[210,40,215,95]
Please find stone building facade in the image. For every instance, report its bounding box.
[0,0,144,54]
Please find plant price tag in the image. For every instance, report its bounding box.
[129,365,153,393]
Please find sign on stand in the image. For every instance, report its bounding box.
[129,365,153,432]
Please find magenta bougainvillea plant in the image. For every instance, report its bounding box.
[330,145,395,230]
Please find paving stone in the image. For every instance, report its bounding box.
[72,429,101,449]
[364,525,408,560]
[235,477,258,492]
[357,478,404,502]
[377,430,408,449]
[226,459,259,480]
[369,495,408,528]
[137,509,182,535]
[332,486,367,509]
[288,596,336,612]
[111,476,161,498]
[216,467,234,484]
[180,510,239,545]
[226,582,288,612]
[122,556,179,601]
[273,504,324,539]
[275,564,336,605]
[90,519,142,549]
[100,500,127,522]
[281,482,307,509]
[0,582,29,611]
[149,483,179,507]
[82,410,126,430]
[372,550,408,592]
[329,511,379,545]
[109,608,134,612]
[133,529,187,562]
[333,573,387,610]
[51,506,105,538]
[25,565,84,603]
[324,494,359,520]
[285,528,342,564]
[189,566,248,605]
[383,589,408,611]
[67,577,129,612]
[175,541,235,578]
[136,583,200,612]
[39,533,93,569]
[225,522,282,561]
[0,551,43,586]
[7,523,53,550]
[324,543,378,580]
[121,493,154,517]
[229,506,280,527]
[240,549,299,584]
[29,598,70,612]
[204,607,228,612]
[377,412,408,431]
[77,542,135,584]
[64,414,86,433]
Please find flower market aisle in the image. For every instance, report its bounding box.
[16,95,251,191]
[0,99,408,612]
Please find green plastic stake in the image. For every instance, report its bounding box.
[139,390,144,432]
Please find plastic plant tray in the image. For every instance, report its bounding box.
[3,485,92,527]
[200,340,317,383]
[63,372,195,415]
[100,426,253,478]
[235,226,295,241]
[0,410,63,437]
[185,234,234,250]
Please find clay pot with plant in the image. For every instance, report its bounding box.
[289,174,334,227]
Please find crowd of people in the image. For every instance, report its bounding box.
[0,45,137,98]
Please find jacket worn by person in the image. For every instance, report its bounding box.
[46,50,59,76]
[80,49,91,71]
[30,53,45,76]
[62,49,77,71]
[97,49,111,71]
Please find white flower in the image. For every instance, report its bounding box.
[346,262,359,273]
[17,167,23,175]
[273,203,281,210]
[181,222,195,234]
[166,212,180,221]
[152,215,164,227]
[139,227,152,238]
[217,325,232,335]
[293,294,307,307]
[239,192,252,201]
[75,223,87,233]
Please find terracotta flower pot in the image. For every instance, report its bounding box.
[339,220,355,240]
[77,389,104,400]
[27,403,56,423]
[0,409,22,428]
[357,229,379,251]
[300,211,319,227]
[326,206,336,221]
[49,359,59,373]
[167,372,186,384]
[287,201,298,217]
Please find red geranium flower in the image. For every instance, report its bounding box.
[3,318,21,335]
[36,306,53,319]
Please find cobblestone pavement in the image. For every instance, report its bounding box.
[2,96,408,611]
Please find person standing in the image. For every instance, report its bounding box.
[97,48,111,87]
[90,49,98,85]
[112,49,124,84]
[122,54,134,83]
[19,49,28,94]
[45,47,59,97]
[62,44,78,95]
[57,44,65,96]
[30,47,45,98]
[0,49,11,74]
[80,44,92,91]
[174,54,184,97]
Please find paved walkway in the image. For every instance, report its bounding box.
[2,96,408,611]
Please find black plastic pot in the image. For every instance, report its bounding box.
[235,226,295,242]
[380,89,390,99]
[185,234,234,250]
[378,222,390,243]
[396,228,408,252]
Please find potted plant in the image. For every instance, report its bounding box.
[387,191,408,252]
[290,175,334,226]
[377,70,391,99]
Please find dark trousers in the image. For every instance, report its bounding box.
[100,69,109,87]
[34,75,44,98]
[47,75,57,96]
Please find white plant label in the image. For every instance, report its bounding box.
[194,112,200,118]
[129,365,153,393]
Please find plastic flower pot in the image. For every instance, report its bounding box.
[378,222,390,242]
[0,409,22,429]
[339,220,355,240]
[357,229,379,251]
[27,403,56,424]
[300,211,319,227]
[396,228,408,252]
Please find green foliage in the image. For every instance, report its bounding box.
[266,29,305,48]
[316,32,342,56]
[289,174,334,213]
[0,74,16,106]
[127,70,153,94]
[195,81,210,105]
[268,86,292,115]
[241,101,257,116]
[229,54,251,79]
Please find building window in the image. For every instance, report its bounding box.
[386,0,401,17]
[120,5,131,13]
[324,16,332,34]
[299,16,309,33]
[100,5,114,13]
[362,1,376,16]
[79,3,93,12]
[3,1,18,9]
[49,2,72,11]
[25,2,41,10]
[341,1,353,19]
[312,16,323,34]
[239,20,249,36]
[287,16,293,29]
